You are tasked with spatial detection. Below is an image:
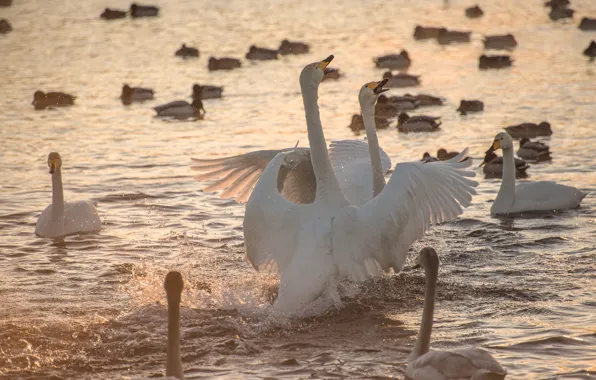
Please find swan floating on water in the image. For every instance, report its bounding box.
[164,271,184,380]
[406,247,507,380]
[487,132,586,216]
[35,152,102,238]
[243,56,477,313]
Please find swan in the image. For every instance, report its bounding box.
[154,99,205,119]
[35,152,102,238]
[397,112,441,133]
[120,84,154,105]
[481,149,529,178]
[243,56,477,313]
[487,132,586,216]
[278,39,310,55]
[164,271,184,380]
[406,247,507,380]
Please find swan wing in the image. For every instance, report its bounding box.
[452,348,507,375]
[408,350,484,379]
[328,139,391,205]
[333,150,477,279]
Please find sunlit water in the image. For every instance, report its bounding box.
[1,0,595,378]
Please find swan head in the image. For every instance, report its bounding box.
[164,271,184,304]
[491,131,514,151]
[413,247,440,272]
[359,79,389,107]
[299,55,333,89]
[47,152,62,174]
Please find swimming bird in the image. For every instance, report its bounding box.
[549,6,574,21]
[404,94,445,107]
[154,98,205,119]
[278,39,310,55]
[505,121,552,139]
[377,94,419,113]
[175,44,199,58]
[245,45,278,60]
[35,153,102,238]
[208,57,242,71]
[347,114,390,135]
[457,99,484,115]
[130,3,159,17]
[413,26,447,40]
[406,247,507,380]
[579,17,596,31]
[421,152,438,162]
[481,150,529,178]
[479,55,513,69]
[382,72,420,88]
[437,29,471,45]
[0,18,11,33]
[484,34,517,50]
[164,271,184,380]
[120,84,154,105]
[397,112,441,133]
[487,132,586,215]
[192,83,223,100]
[544,0,569,7]
[583,41,596,58]
[100,8,126,20]
[374,51,411,70]
[465,5,484,18]
[322,67,343,81]
[437,148,459,161]
[32,91,75,110]
[0,0,12,7]
[517,138,551,162]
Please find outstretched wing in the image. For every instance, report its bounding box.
[333,150,477,280]
[329,139,392,205]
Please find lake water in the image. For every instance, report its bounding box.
[1,0,595,379]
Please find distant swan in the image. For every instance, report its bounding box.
[164,271,184,380]
[35,153,102,238]
[487,132,586,216]
[406,247,507,380]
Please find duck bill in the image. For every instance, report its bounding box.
[316,55,334,70]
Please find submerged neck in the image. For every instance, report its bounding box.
[361,102,386,196]
[495,148,516,206]
[410,264,438,361]
[51,169,65,217]
[166,297,184,379]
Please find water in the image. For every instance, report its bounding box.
[1,0,595,378]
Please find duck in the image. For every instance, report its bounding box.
[382,71,420,88]
[517,138,551,162]
[154,98,205,119]
[487,132,586,215]
[579,17,596,31]
[245,45,278,60]
[397,112,441,133]
[100,8,126,20]
[406,247,507,380]
[347,114,390,135]
[35,153,102,238]
[192,83,223,100]
[479,54,513,69]
[129,3,159,18]
[322,67,342,81]
[505,121,552,139]
[120,84,154,105]
[549,6,574,21]
[0,19,11,33]
[481,150,529,179]
[437,148,459,161]
[32,91,75,110]
[437,29,471,44]
[378,94,419,111]
[164,271,184,379]
[0,0,12,6]
[484,34,518,50]
[457,99,484,115]
[175,44,199,58]
[374,50,411,70]
[465,5,484,18]
[584,41,596,58]
[208,57,242,71]
[544,0,569,7]
[413,26,447,40]
[404,93,445,107]
[421,152,438,163]
[278,39,310,55]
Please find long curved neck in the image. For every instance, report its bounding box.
[301,83,346,205]
[166,298,184,379]
[361,101,386,196]
[51,168,65,218]
[495,147,516,206]
[410,264,438,361]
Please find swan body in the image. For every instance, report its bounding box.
[35,153,101,238]
[488,132,585,216]
[243,57,477,313]
[164,271,184,380]
[154,99,204,119]
[120,84,154,104]
[175,44,199,58]
[406,247,507,380]
[208,57,242,71]
[398,112,441,133]
[374,50,411,70]
[279,39,310,55]
[382,72,420,88]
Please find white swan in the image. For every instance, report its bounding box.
[243,56,477,313]
[406,247,507,380]
[189,79,393,206]
[164,271,184,380]
[488,132,586,216]
[35,152,102,238]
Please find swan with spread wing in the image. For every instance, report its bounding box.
[243,56,478,313]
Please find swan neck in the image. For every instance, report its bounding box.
[166,297,184,379]
[496,147,516,205]
[51,168,65,217]
[410,264,438,361]
[361,102,385,196]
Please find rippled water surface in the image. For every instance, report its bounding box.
[1,0,596,379]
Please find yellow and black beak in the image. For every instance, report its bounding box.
[48,159,56,174]
[492,139,500,150]
[316,55,334,71]
[367,79,389,95]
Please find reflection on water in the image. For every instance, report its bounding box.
[1,0,596,378]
